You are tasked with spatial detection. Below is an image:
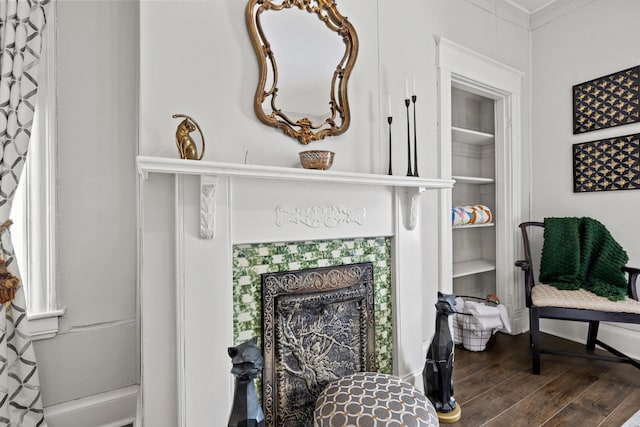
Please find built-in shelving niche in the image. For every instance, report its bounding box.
[451,88,497,298]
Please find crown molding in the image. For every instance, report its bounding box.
[495,0,530,29]
[470,0,596,31]
[466,0,530,29]
[529,0,596,30]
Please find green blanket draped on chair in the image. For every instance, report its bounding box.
[539,217,629,301]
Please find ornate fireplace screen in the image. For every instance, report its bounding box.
[261,262,376,426]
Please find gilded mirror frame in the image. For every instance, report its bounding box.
[246,0,359,144]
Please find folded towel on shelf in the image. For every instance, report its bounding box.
[452,205,493,226]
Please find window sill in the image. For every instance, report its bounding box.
[28,308,65,341]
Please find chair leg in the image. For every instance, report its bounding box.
[530,307,541,375]
[586,321,599,351]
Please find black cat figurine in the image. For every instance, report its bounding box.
[228,336,265,427]
[423,292,461,422]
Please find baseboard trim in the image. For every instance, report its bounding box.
[400,367,425,393]
[44,385,138,427]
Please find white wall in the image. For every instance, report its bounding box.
[139,0,530,172]
[531,0,640,355]
[32,0,139,420]
[139,0,381,171]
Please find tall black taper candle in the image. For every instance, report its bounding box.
[387,116,393,175]
[405,98,413,176]
[412,95,419,177]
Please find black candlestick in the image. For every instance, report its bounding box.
[412,95,419,177]
[387,116,393,175]
[405,98,413,176]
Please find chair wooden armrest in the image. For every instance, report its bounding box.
[515,259,534,306]
[622,266,640,275]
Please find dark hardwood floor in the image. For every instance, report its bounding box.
[452,332,640,426]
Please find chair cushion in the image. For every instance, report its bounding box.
[314,372,439,427]
[532,284,640,314]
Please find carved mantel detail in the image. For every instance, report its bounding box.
[275,205,366,228]
[200,175,217,239]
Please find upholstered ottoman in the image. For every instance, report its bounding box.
[314,372,439,427]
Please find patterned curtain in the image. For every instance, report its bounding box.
[0,1,51,425]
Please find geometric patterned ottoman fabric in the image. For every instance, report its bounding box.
[314,372,439,427]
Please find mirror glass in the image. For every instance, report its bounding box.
[246,0,358,144]
[261,9,343,123]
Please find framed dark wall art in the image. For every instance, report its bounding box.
[573,133,639,192]
[573,66,640,134]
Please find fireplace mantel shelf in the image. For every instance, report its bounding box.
[137,156,454,234]
[137,156,454,189]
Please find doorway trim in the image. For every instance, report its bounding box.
[435,37,526,334]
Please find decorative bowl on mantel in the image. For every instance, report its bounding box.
[299,150,335,170]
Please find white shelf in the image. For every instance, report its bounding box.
[452,175,495,184]
[137,156,455,190]
[452,259,496,278]
[451,126,494,145]
[453,223,495,230]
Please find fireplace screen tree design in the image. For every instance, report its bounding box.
[262,263,376,426]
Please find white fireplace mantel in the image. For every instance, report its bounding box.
[136,155,454,427]
[137,156,454,189]
[138,156,454,234]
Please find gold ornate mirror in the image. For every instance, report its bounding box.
[246,0,358,144]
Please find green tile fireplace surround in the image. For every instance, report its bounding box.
[233,236,394,374]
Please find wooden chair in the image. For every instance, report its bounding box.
[515,221,640,374]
